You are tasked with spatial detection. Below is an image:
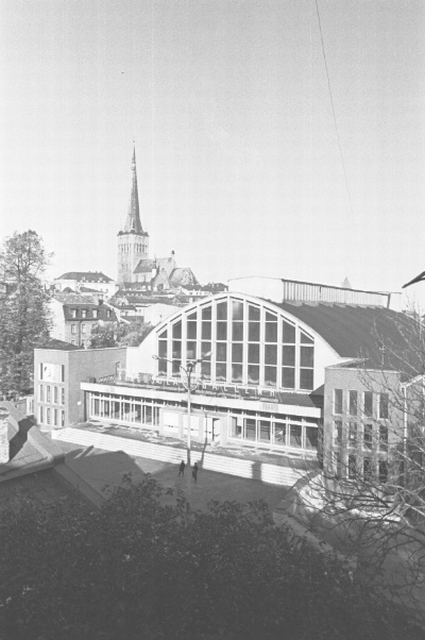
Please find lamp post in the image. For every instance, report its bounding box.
[153,352,212,468]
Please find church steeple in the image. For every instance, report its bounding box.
[123,144,144,234]
[117,143,149,286]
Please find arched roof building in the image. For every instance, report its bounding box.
[76,292,418,460]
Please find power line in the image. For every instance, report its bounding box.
[314,0,357,233]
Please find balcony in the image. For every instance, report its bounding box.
[86,371,322,408]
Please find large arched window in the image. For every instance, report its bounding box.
[154,295,315,391]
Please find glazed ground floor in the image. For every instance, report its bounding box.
[84,386,321,456]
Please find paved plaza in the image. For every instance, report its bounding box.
[56,440,290,512]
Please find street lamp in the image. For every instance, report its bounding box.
[153,351,212,468]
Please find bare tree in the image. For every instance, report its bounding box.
[292,310,425,624]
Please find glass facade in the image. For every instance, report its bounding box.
[88,392,160,426]
[155,296,315,392]
[229,412,318,450]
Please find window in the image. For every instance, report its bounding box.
[53,386,58,404]
[364,424,373,449]
[71,324,77,335]
[349,391,358,416]
[81,309,87,318]
[289,424,302,448]
[39,362,44,380]
[363,392,373,417]
[39,406,44,424]
[244,418,256,440]
[379,394,389,419]
[46,386,51,403]
[53,409,58,426]
[259,420,271,443]
[334,419,342,445]
[39,385,44,402]
[363,457,373,480]
[334,389,343,414]
[61,365,65,382]
[81,323,86,334]
[305,426,318,450]
[274,422,286,444]
[282,320,295,342]
[348,421,357,446]
[187,314,197,339]
[265,313,277,342]
[46,408,51,425]
[93,309,98,319]
[299,331,314,391]
[348,454,357,479]
[230,417,242,438]
[70,309,77,318]
[378,460,388,483]
[300,369,314,391]
[379,424,388,451]
[61,411,65,427]
[61,388,65,405]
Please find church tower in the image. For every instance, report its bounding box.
[117,145,149,285]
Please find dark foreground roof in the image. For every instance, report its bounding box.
[0,403,64,482]
[273,302,424,377]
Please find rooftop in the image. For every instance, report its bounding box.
[56,271,114,283]
[0,402,64,483]
[274,301,423,377]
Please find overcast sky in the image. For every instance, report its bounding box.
[1,1,424,307]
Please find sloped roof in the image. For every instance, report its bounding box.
[168,267,199,288]
[80,286,103,293]
[54,292,96,305]
[273,302,423,377]
[55,272,113,283]
[0,403,64,482]
[133,259,156,274]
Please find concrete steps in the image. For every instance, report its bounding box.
[52,428,302,487]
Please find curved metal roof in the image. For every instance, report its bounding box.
[274,302,423,376]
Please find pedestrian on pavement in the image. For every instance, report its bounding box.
[178,460,186,477]
[192,462,198,483]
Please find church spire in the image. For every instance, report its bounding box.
[123,143,144,234]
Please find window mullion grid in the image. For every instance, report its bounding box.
[276,313,282,390]
[182,312,188,371]
[295,327,301,391]
[259,306,265,388]
[211,301,217,383]
[242,300,248,386]
[225,300,231,383]
[166,324,172,379]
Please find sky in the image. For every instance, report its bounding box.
[1,0,424,308]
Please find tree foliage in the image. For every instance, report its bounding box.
[0,231,52,396]
[90,319,152,349]
[0,475,420,640]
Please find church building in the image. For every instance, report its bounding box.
[117,146,198,291]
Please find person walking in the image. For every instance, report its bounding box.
[178,460,186,477]
[192,462,198,483]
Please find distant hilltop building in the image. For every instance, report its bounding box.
[54,271,117,299]
[117,145,199,291]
